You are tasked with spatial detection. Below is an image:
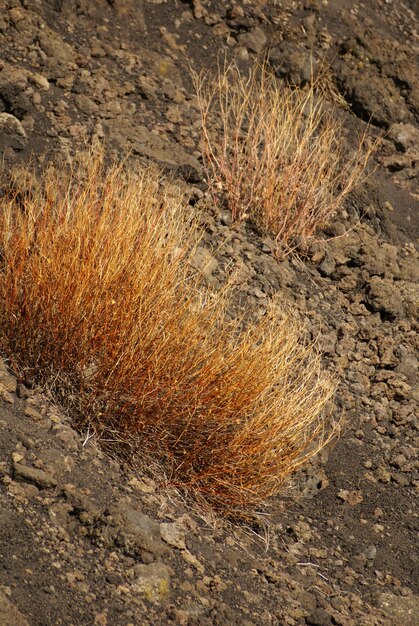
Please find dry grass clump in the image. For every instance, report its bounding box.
[0,149,337,516]
[195,61,374,254]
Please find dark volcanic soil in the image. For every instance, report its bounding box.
[0,1,418,625]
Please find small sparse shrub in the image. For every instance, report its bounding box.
[0,149,338,516]
[195,61,374,254]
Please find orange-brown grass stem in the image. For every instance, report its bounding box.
[0,149,338,516]
[194,61,375,255]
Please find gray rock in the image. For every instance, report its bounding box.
[62,484,99,520]
[16,383,31,399]
[362,545,377,560]
[192,0,207,19]
[344,74,409,127]
[399,256,419,282]
[400,281,419,320]
[37,29,75,65]
[99,499,167,558]
[132,561,170,602]
[359,241,399,278]
[378,593,419,626]
[388,123,419,153]
[237,28,267,54]
[190,246,218,281]
[306,607,334,626]
[48,502,74,529]
[366,277,404,319]
[296,590,317,613]
[325,220,347,237]
[0,112,27,151]
[53,424,80,450]
[104,119,202,173]
[270,45,314,84]
[318,332,337,355]
[0,65,31,119]
[0,366,17,393]
[318,253,336,277]
[395,351,418,384]
[24,406,45,422]
[12,463,57,489]
[391,471,410,486]
[160,521,186,550]
[75,94,98,115]
[30,73,50,91]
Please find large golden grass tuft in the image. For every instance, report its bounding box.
[0,149,337,515]
[195,61,374,254]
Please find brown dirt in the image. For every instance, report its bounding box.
[0,1,418,625]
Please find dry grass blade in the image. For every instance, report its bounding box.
[194,61,375,255]
[0,148,338,516]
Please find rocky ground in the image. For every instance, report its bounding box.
[0,1,418,624]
